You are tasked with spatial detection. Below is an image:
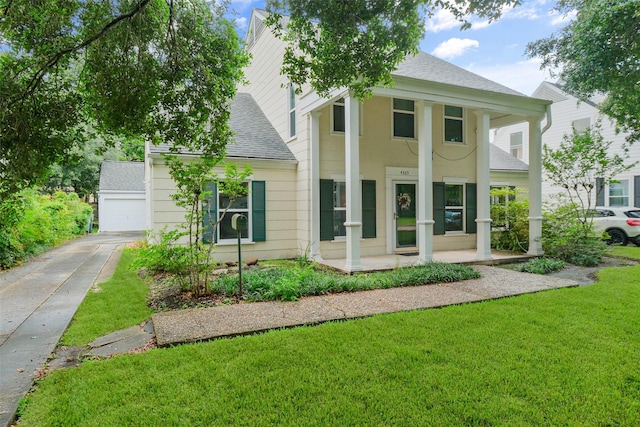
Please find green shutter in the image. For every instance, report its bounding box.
[596,177,604,206]
[508,185,516,202]
[635,176,640,208]
[433,182,445,235]
[203,182,217,244]
[362,180,376,238]
[252,181,266,242]
[320,179,334,241]
[466,183,477,234]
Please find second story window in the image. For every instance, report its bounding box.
[572,117,590,134]
[393,98,415,139]
[332,98,345,133]
[288,84,296,138]
[510,131,523,159]
[444,105,464,143]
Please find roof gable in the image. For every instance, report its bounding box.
[489,144,528,172]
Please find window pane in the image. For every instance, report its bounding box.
[333,210,346,237]
[609,181,629,197]
[333,103,345,132]
[393,98,414,112]
[445,118,463,142]
[445,105,463,118]
[219,213,249,240]
[333,181,346,208]
[394,112,414,138]
[445,209,463,231]
[288,85,296,108]
[289,111,296,137]
[445,184,463,206]
[219,184,248,210]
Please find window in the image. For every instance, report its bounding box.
[332,98,345,133]
[490,186,516,229]
[333,181,347,237]
[444,105,464,143]
[572,117,590,134]
[393,98,415,138]
[288,84,296,138]
[445,184,464,232]
[510,132,523,159]
[320,180,376,240]
[202,181,266,243]
[609,180,629,207]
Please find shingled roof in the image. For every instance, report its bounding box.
[99,161,145,192]
[394,52,525,97]
[489,144,529,172]
[148,93,296,162]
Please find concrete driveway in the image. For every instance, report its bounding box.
[0,232,142,427]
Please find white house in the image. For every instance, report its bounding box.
[493,81,640,208]
[145,9,551,271]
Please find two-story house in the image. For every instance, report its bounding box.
[145,9,551,272]
[493,81,640,208]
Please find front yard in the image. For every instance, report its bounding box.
[17,250,640,426]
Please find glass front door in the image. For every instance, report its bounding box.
[395,183,417,248]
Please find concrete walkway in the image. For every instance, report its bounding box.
[0,232,142,427]
[153,266,580,346]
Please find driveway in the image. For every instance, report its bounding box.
[0,232,142,427]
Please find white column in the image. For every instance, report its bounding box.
[528,117,544,255]
[344,95,362,271]
[417,101,434,263]
[474,109,493,260]
[309,111,322,261]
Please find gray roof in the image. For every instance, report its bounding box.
[394,52,525,97]
[149,93,296,162]
[99,161,145,191]
[490,144,528,172]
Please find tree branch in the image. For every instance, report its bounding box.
[12,0,153,105]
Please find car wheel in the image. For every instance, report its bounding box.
[606,228,628,246]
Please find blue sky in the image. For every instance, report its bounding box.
[226,0,575,96]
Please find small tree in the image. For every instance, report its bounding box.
[543,121,636,234]
[162,154,252,297]
[489,187,529,252]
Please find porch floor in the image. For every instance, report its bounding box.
[319,249,534,273]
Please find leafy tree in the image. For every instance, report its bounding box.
[265,0,521,100]
[0,0,248,200]
[542,122,637,233]
[527,0,640,142]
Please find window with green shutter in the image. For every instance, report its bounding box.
[319,179,377,240]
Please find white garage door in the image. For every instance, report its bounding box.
[100,197,146,231]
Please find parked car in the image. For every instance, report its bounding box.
[589,207,640,246]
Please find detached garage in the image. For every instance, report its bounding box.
[98,161,146,231]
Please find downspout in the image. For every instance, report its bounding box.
[541,103,552,134]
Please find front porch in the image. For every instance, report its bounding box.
[319,249,535,273]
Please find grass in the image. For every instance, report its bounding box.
[18,264,640,426]
[60,248,152,346]
[609,244,640,260]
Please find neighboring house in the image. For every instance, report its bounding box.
[98,161,146,231]
[146,9,551,271]
[493,81,640,208]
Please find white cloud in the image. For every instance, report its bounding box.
[425,9,460,33]
[235,16,248,30]
[431,38,479,60]
[466,58,556,96]
[550,9,577,25]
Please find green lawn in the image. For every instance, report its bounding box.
[609,244,640,260]
[60,248,152,346]
[18,264,640,426]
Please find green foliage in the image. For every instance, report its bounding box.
[61,248,152,346]
[0,190,92,268]
[542,203,607,266]
[489,187,530,252]
[16,265,640,426]
[266,0,521,100]
[519,257,565,275]
[527,0,640,142]
[213,262,480,302]
[542,122,636,217]
[0,0,249,200]
[132,229,192,287]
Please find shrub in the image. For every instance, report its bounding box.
[489,187,530,252]
[132,229,192,287]
[542,202,607,266]
[519,258,565,275]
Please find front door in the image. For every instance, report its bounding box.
[394,182,417,249]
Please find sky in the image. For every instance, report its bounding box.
[225,0,575,96]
